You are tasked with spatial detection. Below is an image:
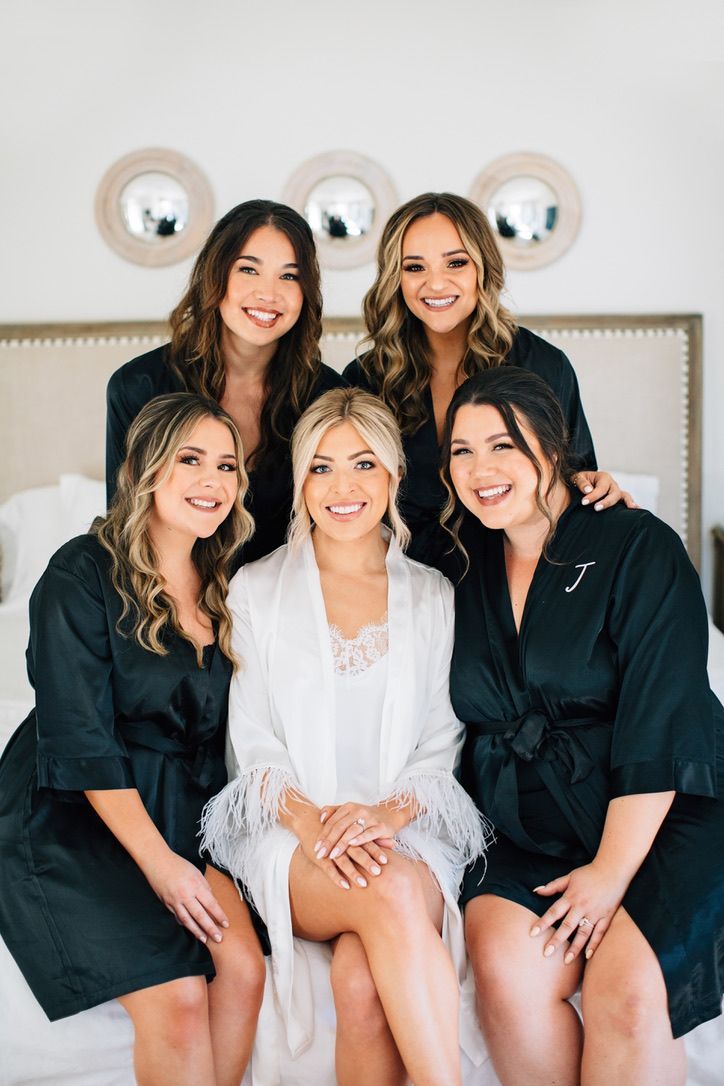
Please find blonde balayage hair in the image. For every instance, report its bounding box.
[288,387,410,551]
[94,392,254,667]
[361,192,517,434]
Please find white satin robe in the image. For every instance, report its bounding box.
[202,531,488,1059]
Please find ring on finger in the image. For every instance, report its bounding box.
[578,916,593,929]
[355,818,365,829]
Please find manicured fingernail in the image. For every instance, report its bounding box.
[356,877,367,888]
[316,846,327,859]
[349,837,360,845]
[581,497,590,506]
[530,926,540,938]
[320,811,329,823]
[330,847,341,860]
[594,502,603,512]
[222,920,229,928]
[533,886,545,892]
[544,944,555,957]
[340,880,350,890]
[564,952,574,965]
[214,934,223,943]
[583,485,593,494]
[585,947,593,959]
[313,840,321,852]
[378,854,388,863]
[370,865,381,875]
[200,935,207,943]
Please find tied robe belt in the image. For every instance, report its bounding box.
[463,708,612,856]
[120,723,219,790]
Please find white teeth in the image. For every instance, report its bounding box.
[329,503,363,514]
[246,308,278,322]
[477,485,511,499]
[188,498,218,509]
[424,296,456,307]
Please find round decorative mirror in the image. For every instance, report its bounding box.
[95,149,214,267]
[283,152,398,269]
[469,153,581,270]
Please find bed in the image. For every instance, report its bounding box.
[1,315,722,1084]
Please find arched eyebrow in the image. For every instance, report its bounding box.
[402,248,468,260]
[311,449,376,462]
[179,445,237,460]
[450,433,510,446]
[237,253,299,269]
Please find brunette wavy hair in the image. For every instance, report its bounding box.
[360,192,517,435]
[440,367,573,564]
[94,393,254,667]
[168,199,323,466]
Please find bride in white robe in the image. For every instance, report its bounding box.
[202,388,489,1086]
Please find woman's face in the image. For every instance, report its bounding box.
[400,213,479,337]
[218,225,304,350]
[150,416,240,543]
[303,421,391,544]
[449,403,553,533]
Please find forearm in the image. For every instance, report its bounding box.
[85,787,172,875]
[594,791,675,884]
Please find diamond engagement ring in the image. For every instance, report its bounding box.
[578,916,593,928]
[355,818,365,829]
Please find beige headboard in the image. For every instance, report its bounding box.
[0,314,702,567]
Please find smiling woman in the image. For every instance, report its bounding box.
[0,393,267,1086]
[106,199,346,567]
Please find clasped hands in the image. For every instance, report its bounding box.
[303,801,406,891]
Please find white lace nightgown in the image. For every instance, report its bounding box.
[330,616,388,803]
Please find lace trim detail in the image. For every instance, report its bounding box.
[329,615,389,676]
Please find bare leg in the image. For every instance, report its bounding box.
[465,895,583,1086]
[290,848,460,1086]
[118,976,215,1086]
[205,865,266,1086]
[581,907,686,1086]
[331,933,406,1086]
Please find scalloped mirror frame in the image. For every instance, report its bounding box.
[469,152,582,271]
[94,148,215,267]
[282,151,398,270]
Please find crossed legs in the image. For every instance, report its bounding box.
[118,865,265,1086]
[290,846,461,1086]
[466,894,686,1086]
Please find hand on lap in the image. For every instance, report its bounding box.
[531,862,630,963]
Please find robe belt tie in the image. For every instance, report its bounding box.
[120,724,218,790]
[466,708,601,785]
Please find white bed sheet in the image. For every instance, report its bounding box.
[1,608,723,1084]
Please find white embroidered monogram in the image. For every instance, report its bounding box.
[328,615,389,676]
[565,561,596,593]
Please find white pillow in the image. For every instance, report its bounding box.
[0,484,66,602]
[609,471,660,514]
[59,474,106,538]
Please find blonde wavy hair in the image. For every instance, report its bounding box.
[288,387,410,551]
[94,393,254,667]
[361,192,517,434]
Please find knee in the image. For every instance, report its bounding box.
[331,956,387,1037]
[157,977,209,1046]
[366,858,427,922]
[216,940,266,1009]
[583,971,665,1043]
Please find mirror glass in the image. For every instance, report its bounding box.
[486,175,558,247]
[304,175,375,241]
[119,171,190,243]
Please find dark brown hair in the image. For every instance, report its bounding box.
[440,367,572,559]
[360,192,517,434]
[168,199,323,466]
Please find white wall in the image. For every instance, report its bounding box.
[2,0,723,595]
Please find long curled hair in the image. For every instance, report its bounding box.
[168,199,323,466]
[360,192,517,434]
[440,367,572,564]
[94,393,254,667]
[288,387,410,552]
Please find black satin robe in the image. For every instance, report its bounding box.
[106,344,347,566]
[452,500,724,1037]
[344,326,597,570]
[0,536,236,1020]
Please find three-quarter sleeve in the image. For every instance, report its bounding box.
[29,561,134,796]
[608,515,717,799]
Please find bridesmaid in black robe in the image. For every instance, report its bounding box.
[106,199,346,566]
[442,367,724,1085]
[344,193,631,571]
[0,394,265,1086]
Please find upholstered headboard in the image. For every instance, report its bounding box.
[0,314,702,566]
